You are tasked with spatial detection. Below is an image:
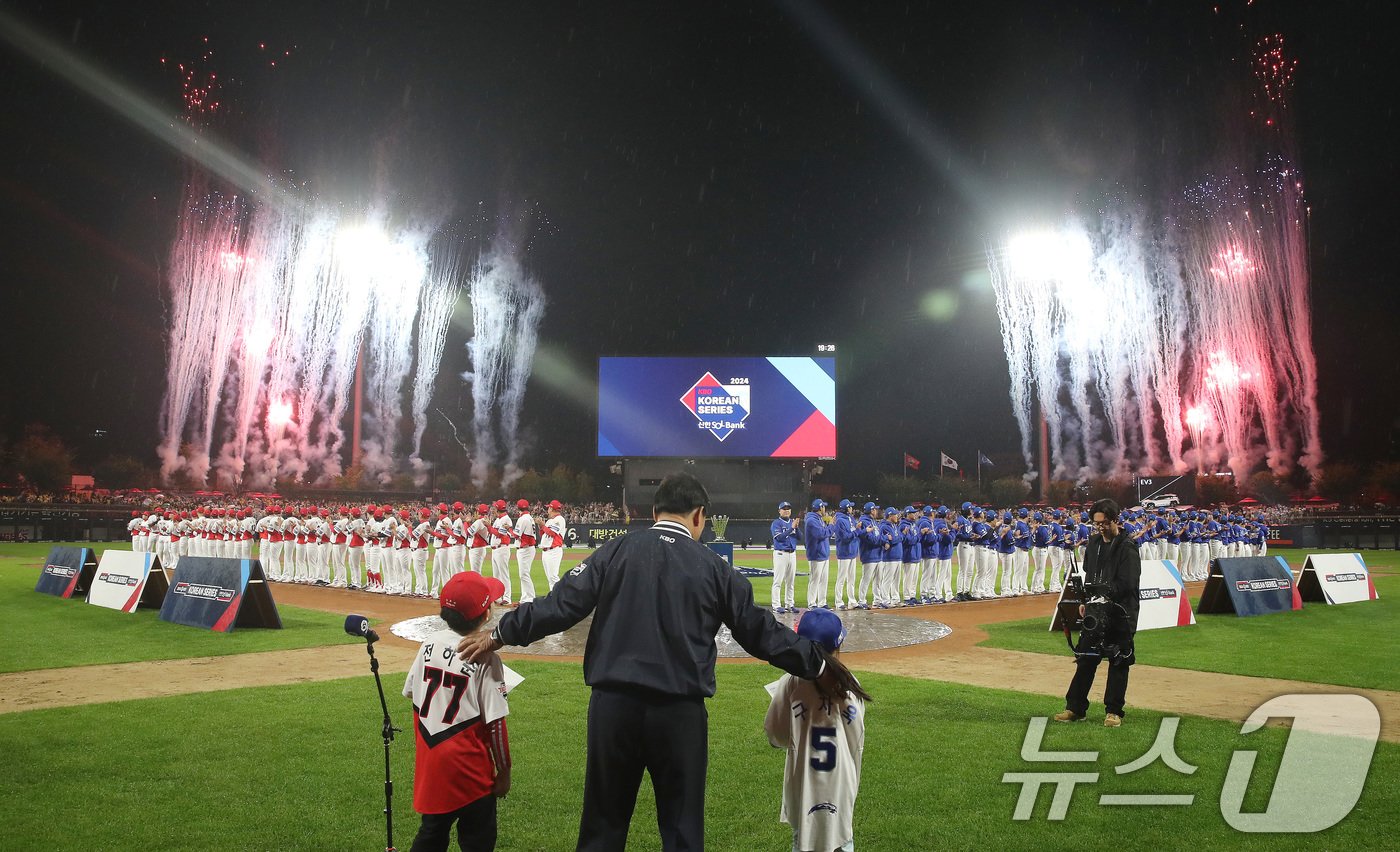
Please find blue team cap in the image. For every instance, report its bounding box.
[922,505,934,515]
[795,608,847,652]
[972,506,985,516]
[838,499,852,510]
[778,501,791,510]
[961,501,973,511]
[1017,507,1029,518]
[811,499,826,510]
[885,507,900,516]
[1033,511,1044,522]
[936,505,949,516]
[863,501,876,512]
[1080,512,1089,522]
[902,506,915,515]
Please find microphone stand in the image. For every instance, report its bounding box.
[363,632,401,852]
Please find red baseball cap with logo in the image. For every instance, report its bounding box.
[452,501,465,512]
[441,572,493,620]
[548,499,563,509]
[494,500,508,511]
[477,504,490,515]
[516,499,530,510]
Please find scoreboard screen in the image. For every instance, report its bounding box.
[597,356,836,458]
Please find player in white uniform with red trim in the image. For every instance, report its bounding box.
[412,508,434,596]
[467,504,491,576]
[539,499,568,592]
[489,501,514,603]
[512,500,538,604]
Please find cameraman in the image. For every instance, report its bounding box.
[1054,498,1140,728]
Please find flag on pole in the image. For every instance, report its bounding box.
[978,451,995,468]
[904,453,922,471]
[940,452,959,471]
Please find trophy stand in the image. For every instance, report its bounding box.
[706,514,735,568]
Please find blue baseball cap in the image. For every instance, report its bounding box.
[961,501,973,511]
[885,506,900,516]
[863,501,877,512]
[811,499,826,510]
[838,499,852,510]
[1017,507,1029,518]
[778,501,791,510]
[936,505,949,516]
[972,506,985,516]
[922,505,934,515]
[903,505,916,515]
[795,608,847,653]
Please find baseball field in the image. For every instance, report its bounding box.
[2,542,1396,850]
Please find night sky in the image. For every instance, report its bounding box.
[1,0,1395,490]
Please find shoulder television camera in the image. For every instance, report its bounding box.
[1063,571,1131,660]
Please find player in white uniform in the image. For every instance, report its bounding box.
[345,507,366,589]
[411,508,433,596]
[512,500,539,604]
[764,610,867,852]
[539,499,568,593]
[466,504,490,575]
[257,507,281,579]
[489,501,514,603]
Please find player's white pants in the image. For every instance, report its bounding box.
[935,557,953,600]
[995,551,1011,596]
[1010,549,1028,594]
[469,546,487,574]
[919,557,937,599]
[490,547,512,601]
[1030,547,1049,592]
[955,543,973,595]
[396,548,414,593]
[330,543,347,586]
[542,547,564,591]
[835,557,857,607]
[1048,548,1066,591]
[975,547,996,597]
[772,551,796,609]
[412,548,429,595]
[879,559,900,605]
[345,545,363,587]
[364,544,380,590]
[857,560,878,606]
[516,546,537,603]
[806,559,829,608]
[263,540,282,580]
[900,560,920,601]
[1257,540,1267,557]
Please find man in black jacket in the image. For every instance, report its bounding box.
[1054,498,1141,728]
[457,471,830,851]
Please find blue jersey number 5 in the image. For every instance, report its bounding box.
[810,726,837,772]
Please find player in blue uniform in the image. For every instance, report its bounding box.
[832,500,860,610]
[953,502,975,601]
[900,506,922,605]
[855,503,883,610]
[932,507,955,601]
[771,501,799,613]
[877,508,903,608]
[803,500,832,610]
[917,506,938,603]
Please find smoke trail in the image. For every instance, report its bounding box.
[409,253,461,486]
[462,229,547,488]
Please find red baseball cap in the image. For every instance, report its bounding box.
[452,501,466,511]
[398,509,410,519]
[548,499,563,509]
[441,572,493,620]
[350,507,362,517]
[493,499,508,511]
[477,504,489,515]
[319,508,330,516]
[420,508,432,518]
[438,503,450,512]
[516,499,530,510]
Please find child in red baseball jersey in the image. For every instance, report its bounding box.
[404,572,513,851]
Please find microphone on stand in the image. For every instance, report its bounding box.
[343,612,399,851]
[344,613,380,644]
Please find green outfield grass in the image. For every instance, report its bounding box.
[979,550,1400,691]
[0,543,357,673]
[1,660,1395,850]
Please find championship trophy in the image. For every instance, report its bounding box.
[711,514,730,541]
